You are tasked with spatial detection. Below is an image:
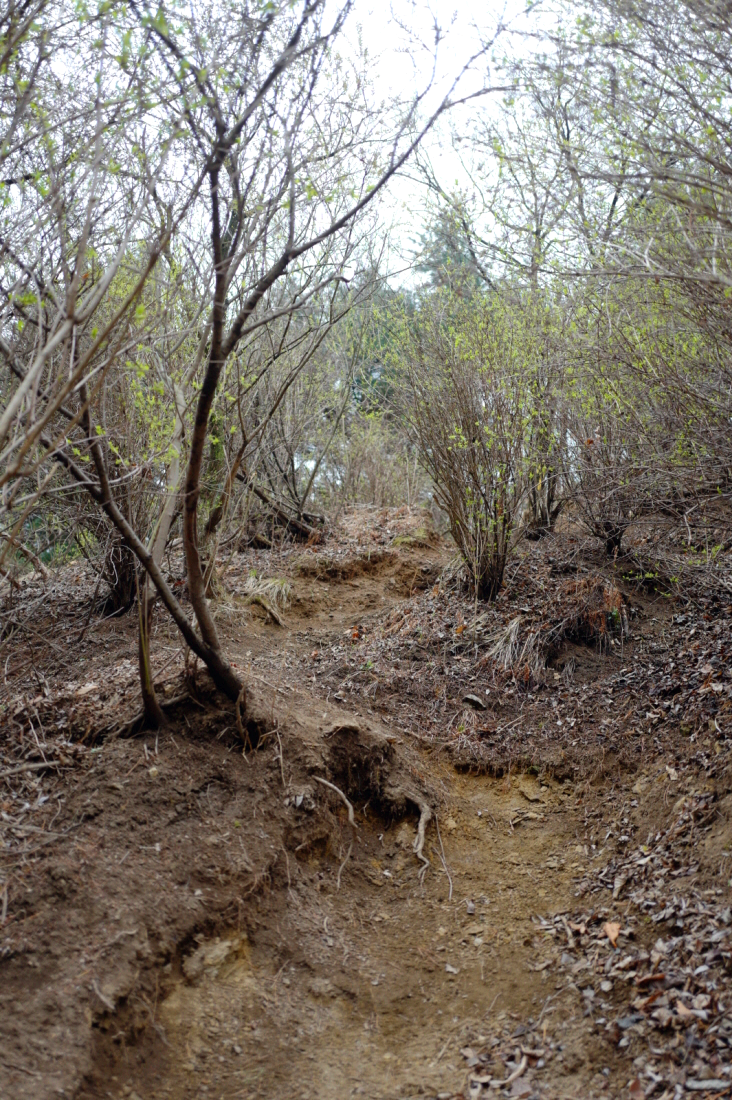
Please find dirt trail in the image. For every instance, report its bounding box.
[99,772,590,1100]
[2,510,732,1100]
[72,535,622,1100]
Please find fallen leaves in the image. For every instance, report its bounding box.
[602,920,621,947]
[532,790,732,1092]
[75,681,98,697]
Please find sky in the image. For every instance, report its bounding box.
[339,0,543,277]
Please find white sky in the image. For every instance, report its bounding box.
[341,0,541,278]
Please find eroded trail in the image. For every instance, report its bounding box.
[3,510,732,1100]
[87,770,595,1100]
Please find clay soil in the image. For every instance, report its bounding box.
[2,507,732,1100]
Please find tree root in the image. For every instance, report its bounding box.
[336,841,353,891]
[413,799,432,884]
[313,775,357,826]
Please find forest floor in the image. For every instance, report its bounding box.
[2,506,732,1100]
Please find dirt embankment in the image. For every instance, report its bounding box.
[2,507,732,1100]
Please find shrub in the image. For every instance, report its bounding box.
[400,292,532,599]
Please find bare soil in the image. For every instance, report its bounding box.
[2,507,732,1100]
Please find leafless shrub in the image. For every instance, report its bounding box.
[401,293,531,600]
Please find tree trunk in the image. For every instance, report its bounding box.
[603,523,625,557]
[138,586,166,728]
[181,164,243,703]
[137,380,185,726]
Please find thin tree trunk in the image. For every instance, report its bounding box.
[45,433,243,700]
[138,585,166,727]
[204,437,247,538]
[138,379,186,726]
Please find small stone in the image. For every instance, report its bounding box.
[148,766,159,778]
[466,900,476,915]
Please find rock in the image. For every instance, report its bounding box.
[183,936,247,982]
[463,693,486,710]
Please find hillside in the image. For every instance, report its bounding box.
[2,507,732,1100]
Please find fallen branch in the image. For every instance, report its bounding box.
[248,483,317,540]
[0,759,65,780]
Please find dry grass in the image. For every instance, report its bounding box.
[242,572,292,609]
